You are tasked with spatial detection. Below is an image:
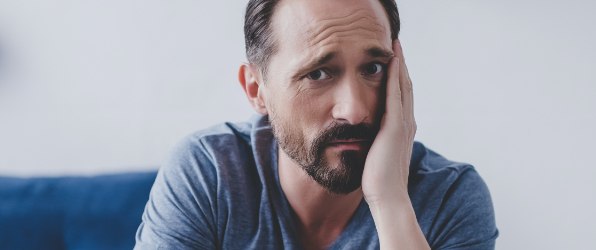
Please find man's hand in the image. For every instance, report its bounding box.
[362,39,416,206]
[361,40,429,250]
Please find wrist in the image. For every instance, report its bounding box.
[365,190,410,210]
[368,195,412,217]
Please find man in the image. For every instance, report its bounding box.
[135,0,499,249]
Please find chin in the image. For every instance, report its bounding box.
[307,150,366,194]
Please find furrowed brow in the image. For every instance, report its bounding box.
[365,46,394,60]
[306,52,336,70]
[291,52,336,81]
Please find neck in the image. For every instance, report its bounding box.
[278,147,362,248]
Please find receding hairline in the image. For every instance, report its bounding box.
[269,2,394,63]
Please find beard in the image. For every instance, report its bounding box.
[270,115,378,194]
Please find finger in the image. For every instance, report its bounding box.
[396,40,415,128]
[385,40,403,122]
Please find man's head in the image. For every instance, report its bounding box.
[239,0,400,194]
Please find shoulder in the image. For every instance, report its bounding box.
[409,141,484,193]
[165,121,252,168]
[411,141,474,175]
[409,141,493,207]
[156,120,255,196]
[175,121,252,156]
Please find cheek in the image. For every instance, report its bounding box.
[373,84,385,122]
[267,94,308,137]
[291,92,330,134]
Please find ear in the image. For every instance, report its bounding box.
[238,63,268,114]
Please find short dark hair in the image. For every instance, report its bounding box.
[244,0,400,75]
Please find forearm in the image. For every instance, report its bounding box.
[369,195,430,250]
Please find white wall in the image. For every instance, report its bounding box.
[0,0,594,249]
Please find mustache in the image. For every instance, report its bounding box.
[313,122,378,147]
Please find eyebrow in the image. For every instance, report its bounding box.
[306,52,337,71]
[290,52,336,81]
[365,46,394,59]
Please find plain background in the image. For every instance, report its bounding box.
[0,0,594,249]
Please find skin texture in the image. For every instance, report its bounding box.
[238,0,429,249]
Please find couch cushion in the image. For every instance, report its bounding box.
[0,171,157,250]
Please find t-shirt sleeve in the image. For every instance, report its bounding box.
[430,167,499,250]
[134,138,218,250]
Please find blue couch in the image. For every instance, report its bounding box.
[0,171,157,250]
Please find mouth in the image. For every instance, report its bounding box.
[327,139,371,150]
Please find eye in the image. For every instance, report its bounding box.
[363,63,384,76]
[306,69,331,81]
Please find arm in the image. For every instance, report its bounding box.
[361,40,430,250]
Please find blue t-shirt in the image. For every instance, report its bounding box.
[135,115,498,249]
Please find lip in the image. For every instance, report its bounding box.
[327,139,370,150]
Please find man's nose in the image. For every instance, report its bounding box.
[331,79,370,125]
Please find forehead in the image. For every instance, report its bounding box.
[272,0,392,53]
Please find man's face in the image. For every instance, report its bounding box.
[261,0,394,194]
